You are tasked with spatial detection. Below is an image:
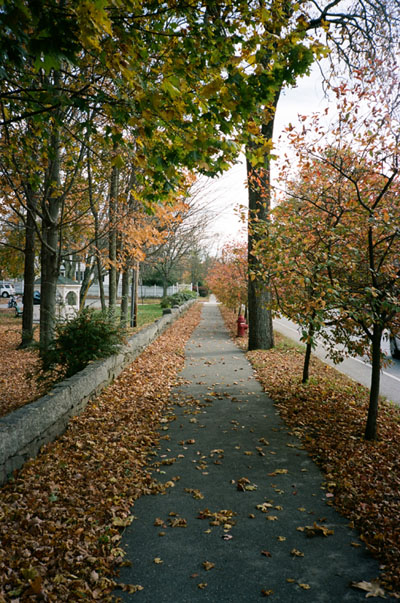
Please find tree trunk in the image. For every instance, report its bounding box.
[130,264,139,327]
[87,148,106,313]
[365,324,382,440]
[302,342,312,384]
[302,314,316,383]
[108,161,118,311]
[20,187,37,348]
[64,256,75,280]
[133,264,139,327]
[120,267,130,325]
[247,97,280,350]
[79,252,95,310]
[130,268,137,327]
[97,257,106,312]
[162,278,168,298]
[40,97,61,354]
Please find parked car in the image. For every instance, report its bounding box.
[0,283,15,297]
[390,333,400,359]
[33,291,40,305]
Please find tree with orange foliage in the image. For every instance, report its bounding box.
[206,241,247,313]
[255,76,400,440]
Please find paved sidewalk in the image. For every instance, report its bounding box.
[117,301,380,602]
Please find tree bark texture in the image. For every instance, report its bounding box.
[302,342,312,384]
[20,187,37,348]
[87,149,106,312]
[120,267,130,325]
[246,99,279,351]
[365,323,382,440]
[79,252,95,310]
[39,102,61,354]
[108,162,118,311]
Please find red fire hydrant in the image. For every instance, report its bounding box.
[237,314,248,337]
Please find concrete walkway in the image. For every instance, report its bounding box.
[117,301,381,602]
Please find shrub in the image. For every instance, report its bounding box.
[160,296,172,308]
[171,290,197,304]
[160,290,197,308]
[40,308,126,380]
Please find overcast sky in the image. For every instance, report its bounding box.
[206,63,329,253]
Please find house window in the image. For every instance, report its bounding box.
[66,291,77,306]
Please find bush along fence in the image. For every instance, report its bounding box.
[0,300,195,486]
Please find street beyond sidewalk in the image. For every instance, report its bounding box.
[116,300,381,602]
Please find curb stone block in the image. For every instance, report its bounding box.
[0,300,195,485]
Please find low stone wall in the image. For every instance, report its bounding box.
[0,301,195,485]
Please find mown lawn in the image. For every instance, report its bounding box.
[135,303,163,326]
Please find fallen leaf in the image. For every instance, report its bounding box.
[184,488,204,500]
[154,518,165,527]
[153,557,163,564]
[198,508,237,526]
[120,584,144,593]
[304,522,334,537]
[261,589,274,596]
[268,468,288,476]
[168,516,187,528]
[27,575,43,595]
[202,561,215,571]
[351,580,386,598]
[237,477,258,491]
[112,516,134,527]
[290,548,304,557]
[256,502,274,512]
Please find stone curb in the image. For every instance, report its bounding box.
[0,300,196,485]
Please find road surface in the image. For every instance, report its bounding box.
[273,317,400,407]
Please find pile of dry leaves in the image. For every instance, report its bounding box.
[221,306,400,597]
[0,304,202,602]
[0,312,45,418]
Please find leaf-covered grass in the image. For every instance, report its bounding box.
[0,303,164,419]
[220,305,400,596]
[0,302,203,601]
[0,311,45,418]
